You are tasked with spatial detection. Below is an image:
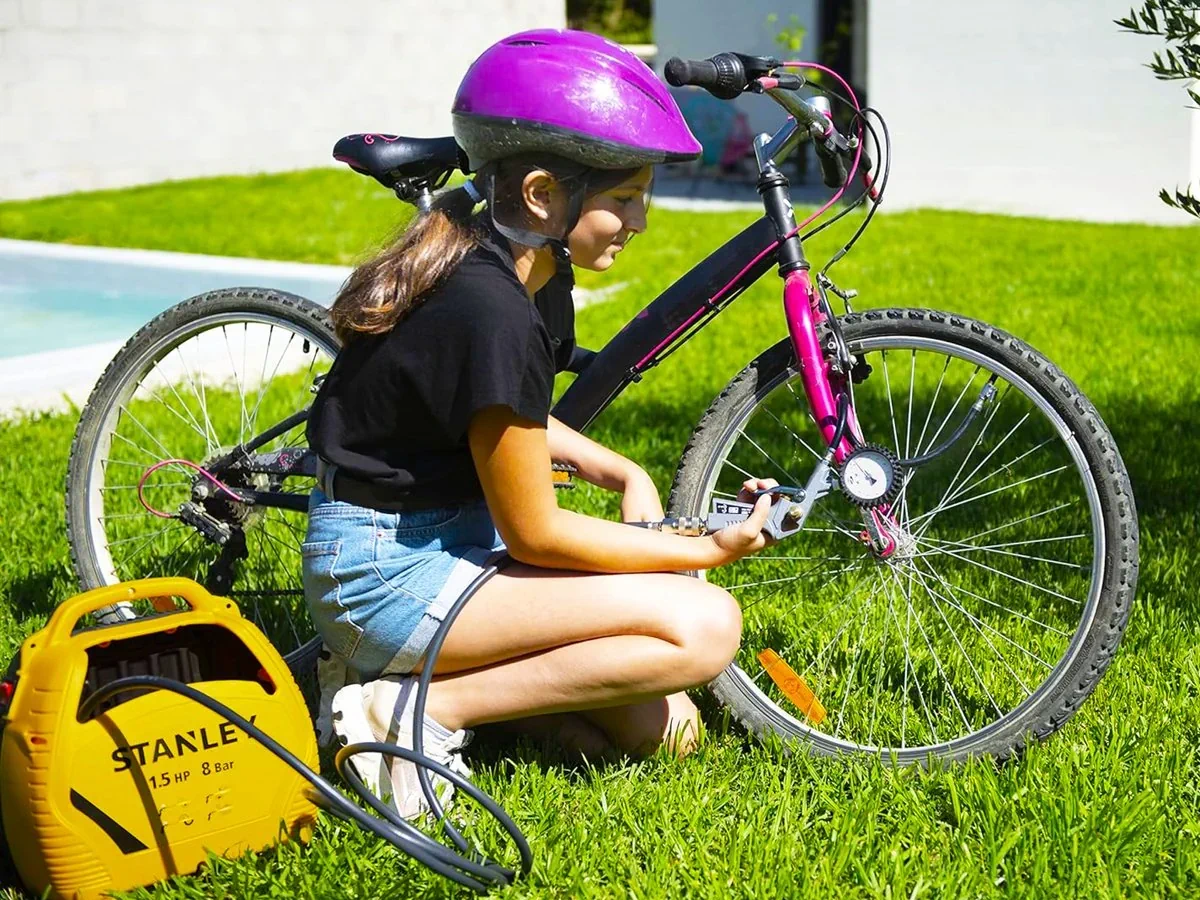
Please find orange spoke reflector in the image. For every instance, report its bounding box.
[758,649,826,725]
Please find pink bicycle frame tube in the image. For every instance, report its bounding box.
[783,269,863,465]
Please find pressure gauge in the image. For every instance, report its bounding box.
[839,443,902,508]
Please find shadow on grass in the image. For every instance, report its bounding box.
[4,563,71,625]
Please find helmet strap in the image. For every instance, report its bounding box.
[482,166,589,270]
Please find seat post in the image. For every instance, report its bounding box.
[411,186,434,214]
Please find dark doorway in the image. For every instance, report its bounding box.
[819,0,866,104]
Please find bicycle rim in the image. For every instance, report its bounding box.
[695,334,1105,756]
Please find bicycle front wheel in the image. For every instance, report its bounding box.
[668,309,1138,762]
[65,288,339,675]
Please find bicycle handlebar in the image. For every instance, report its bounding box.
[665,52,854,187]
[664,54,757,100]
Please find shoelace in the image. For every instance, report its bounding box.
[430,729,473,774]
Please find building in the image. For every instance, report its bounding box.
[654,0,1198,224]
[0,0,564,199]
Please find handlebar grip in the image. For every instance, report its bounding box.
[664,55,746,100]
[815,142,849,189]
[664,57,717,88]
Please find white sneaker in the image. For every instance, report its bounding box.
[315,644,359,749]
[330,675,473,820]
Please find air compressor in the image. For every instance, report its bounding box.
[0,578,319,900]
[0,574,530,899]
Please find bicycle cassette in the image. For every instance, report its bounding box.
[838,443,902,508]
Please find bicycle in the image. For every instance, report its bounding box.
[65,53,1138,763]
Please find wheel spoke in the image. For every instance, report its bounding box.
[949,501,1077,546]
[146,381,211,447]
[913,558,1052,670]
[906,562,1004,718]
[916,537,1082,605]
[880,349,903,456]
[905,556,1070,636]
[832,583,874,739]
[738,429,804,486]
[760,405,822,463]
[912,533,1088,571]
[738,558,863,612]
[910,558,1036,693]
[76,301,336,665]
[919,364,981,459]
[944,435,1055,510]
[919,384,1012,531]
[908,464,1072,532]
[664,322,1112,755]
[913,354,952,457]
[116,404,179,465]
[747,559,875,689]
[174,344,220,449]
[900,350,916,524]
[890,563,970,731]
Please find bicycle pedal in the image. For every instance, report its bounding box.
[550,462,577,490]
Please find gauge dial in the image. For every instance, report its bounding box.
[839,444,901,507]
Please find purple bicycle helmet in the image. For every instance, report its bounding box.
[452,29,702,172]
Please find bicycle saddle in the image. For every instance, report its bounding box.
[333,134,466,189]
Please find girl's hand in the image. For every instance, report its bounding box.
[619,467,665,524]
[709,477,780,563]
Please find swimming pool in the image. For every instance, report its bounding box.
[0,239,350,360]
[0,238,621,418]
[0,240,350,416]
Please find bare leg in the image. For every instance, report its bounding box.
[408,563,741,757]
[479,712,618,760]
[490,691,701,761]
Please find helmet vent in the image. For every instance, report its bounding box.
[505,39,546,46]
[627,78,668,112]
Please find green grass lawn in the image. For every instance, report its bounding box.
[1,170,1198,898]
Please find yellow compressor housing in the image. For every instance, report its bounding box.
[0,577,319,900]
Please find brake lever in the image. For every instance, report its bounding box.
[748,73,806,93]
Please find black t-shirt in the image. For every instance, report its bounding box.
[307,218,575,504]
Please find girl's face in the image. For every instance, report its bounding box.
[567,166,654,271]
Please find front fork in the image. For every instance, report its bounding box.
[762,166,898,556]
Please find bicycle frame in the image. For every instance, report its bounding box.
[557,73,868,465]
[230,72,876,518]
[550,213,862,467]
[219,197,862,522]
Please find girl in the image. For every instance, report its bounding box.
[303,29,779,819]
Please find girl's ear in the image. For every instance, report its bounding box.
[520,169,558,224]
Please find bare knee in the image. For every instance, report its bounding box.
[666,580,742,687]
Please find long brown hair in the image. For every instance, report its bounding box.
[330,154,644,343]
[329,187,481,343]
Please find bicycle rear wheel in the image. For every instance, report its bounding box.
[65,288,338,678]
[668,309,1137,761]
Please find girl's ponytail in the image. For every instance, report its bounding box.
[329,184,482,343]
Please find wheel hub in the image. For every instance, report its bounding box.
[191,449,270,534]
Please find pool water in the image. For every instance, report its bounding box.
[0,240,349,360]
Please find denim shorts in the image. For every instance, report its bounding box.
[300,489,508,679]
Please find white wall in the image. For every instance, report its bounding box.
[653,0,819,139]
[0,0,564,199]
[867,0,1198,224]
